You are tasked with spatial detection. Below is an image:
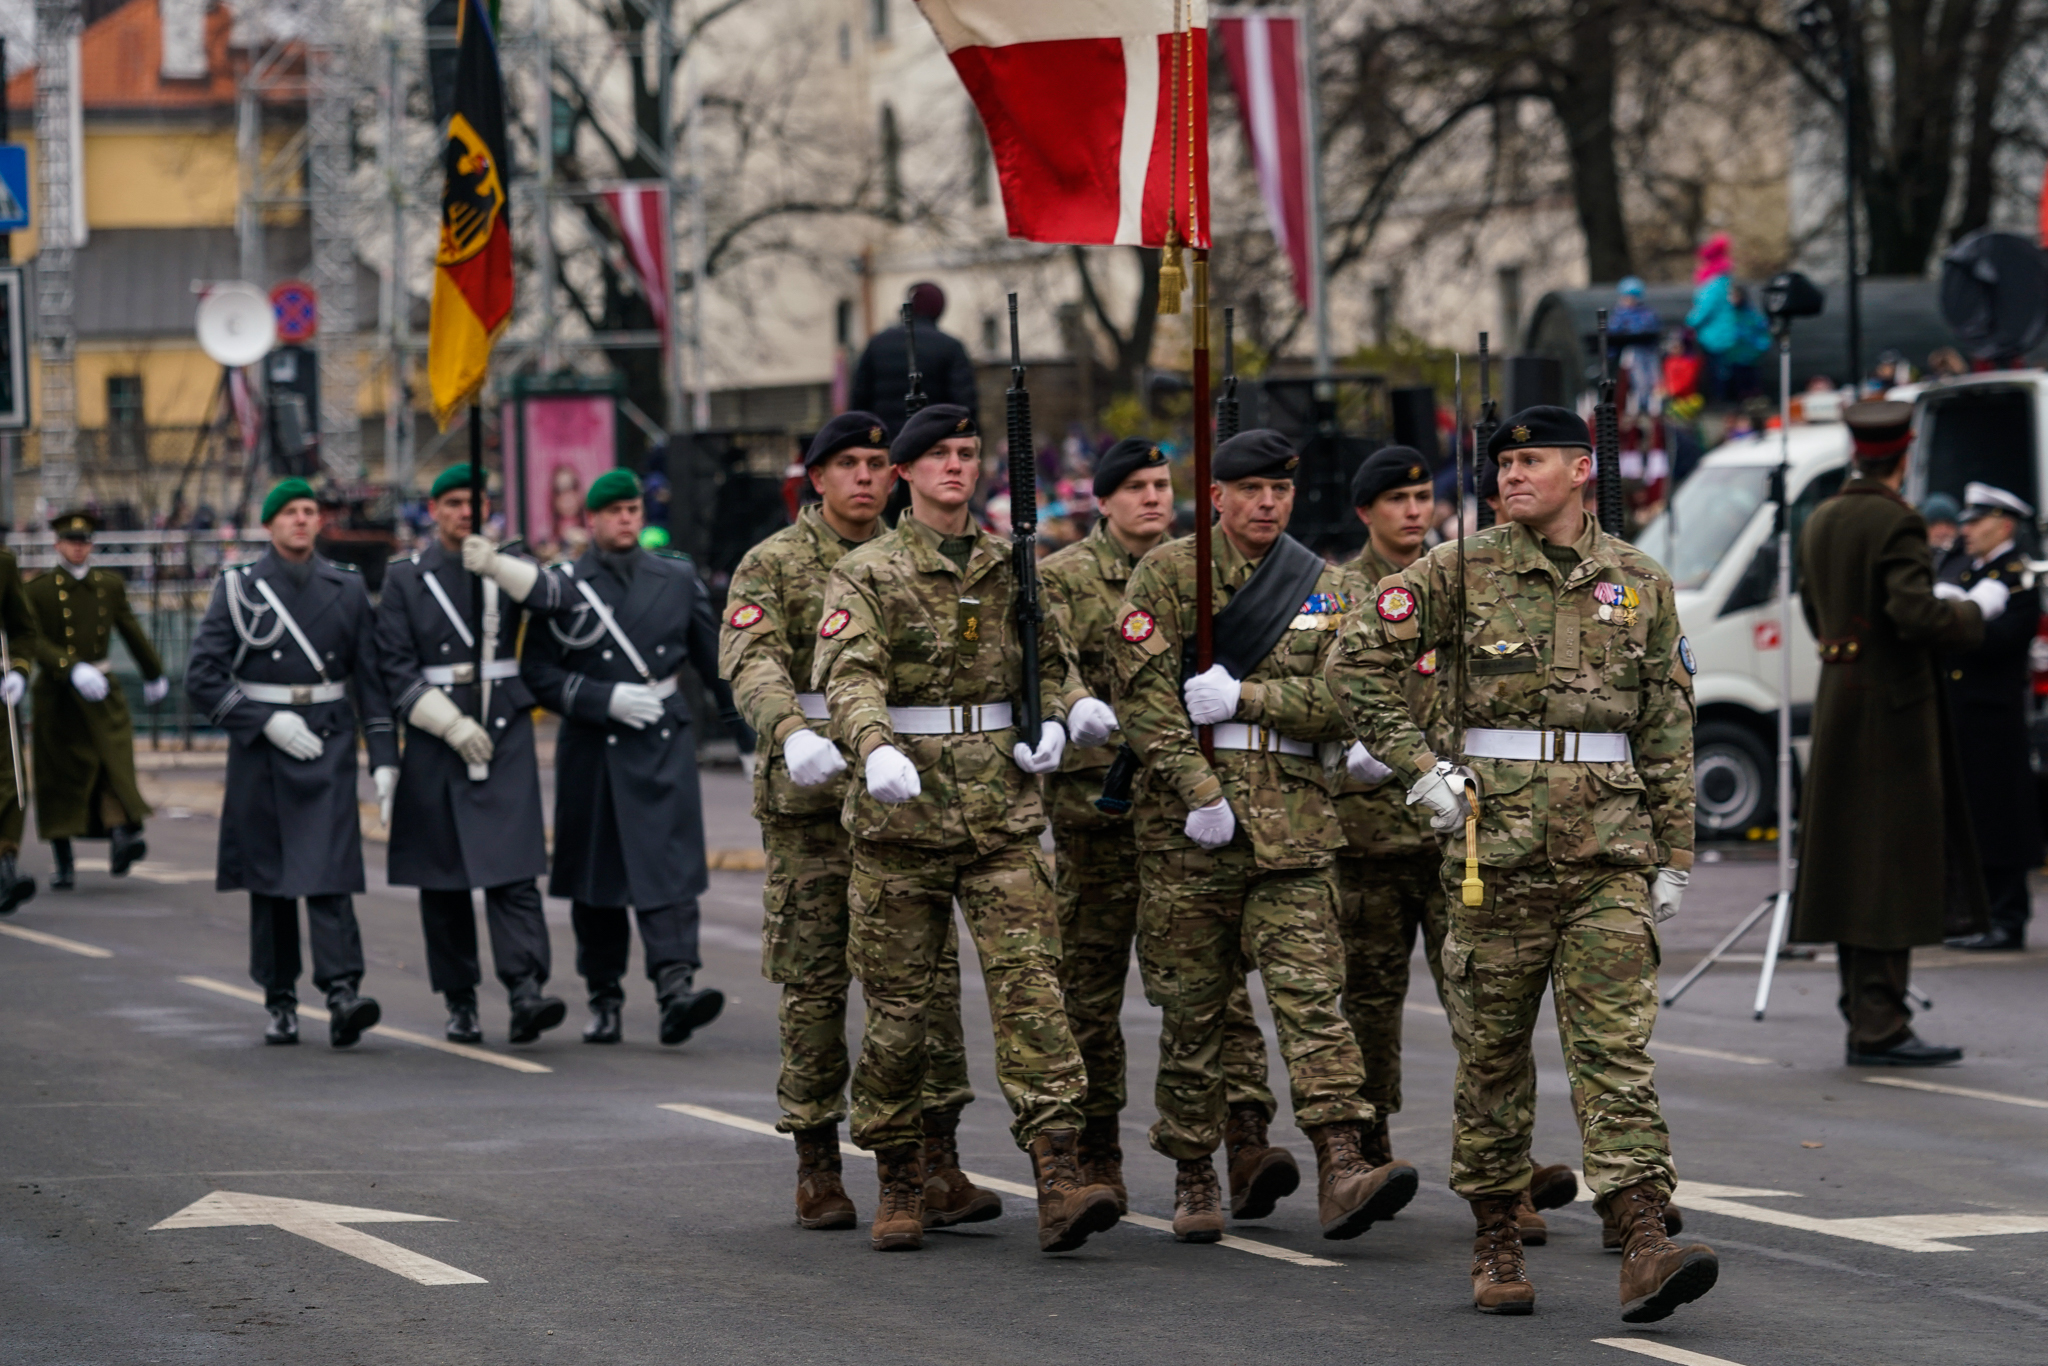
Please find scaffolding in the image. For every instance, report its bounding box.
[33,0,78,513]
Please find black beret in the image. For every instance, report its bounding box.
[1351,445,1433,507]
[1212,428,1299,483]
[890,404,978,465]
[1092,437,1169,498]
[1485,405,1592,461]
[806,411,891,468]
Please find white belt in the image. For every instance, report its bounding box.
[234,677,347,706]
[1209,722,1316,758]
[1463,727,1632,763]
[645,674,680,700]
[887,702,1013,735]
[796,691,831,720]
[423,660,522,686]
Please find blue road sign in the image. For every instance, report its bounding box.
[0,146,27,233]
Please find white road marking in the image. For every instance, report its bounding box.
[1595,1339,1753,1366]
[0,923,114,957]
[657,1102,1344,1268]
[1864,1076,2048,1111]
[151,1190,485,1285]
[174,976,552,1074]
[1590,1179,2048,1253]
[1576,1180,1800,1204]
[69,857,217,884]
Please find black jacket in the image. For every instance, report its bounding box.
[1936,541,2044,871]
[850,318,979,436]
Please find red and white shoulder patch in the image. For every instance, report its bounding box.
[1375,585,1417,623]
[727,602,766,630]
[1415,648,1439,676]
[1120,609,1156,644]
[819,608,853,639]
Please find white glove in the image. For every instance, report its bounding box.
[409,687,494,764]
[1013,720,1067,775]
[607,682,664,730]
[1406,760,1475,834]
[142,676,170,705]
[1933,581,1968,601]
[70,661,109,702]
[374,766,398,826]
[1067,696,1119,748]
[1346,741,1393,786]
[1184,796,1237,850]
[1651,867,1690,923]
[1966,577,2010,622]
[865,744,922,804]
[461,534,540,602]
[1182,665,1243,726]
[262,709,324,762]
[784,728,847,787]
[0,671,22,707]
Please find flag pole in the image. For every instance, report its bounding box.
[1192,252,1213,760]
[1302,2,1330,379]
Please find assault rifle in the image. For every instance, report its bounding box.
[1594,307,1625,536]
[1216,307,1240,442]
[902,301,928,417]
[1007,293,1043,750]
[1473,332,1499,530]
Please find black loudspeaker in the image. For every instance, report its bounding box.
[1389,386,1439,463]
[1506,356,1563,413]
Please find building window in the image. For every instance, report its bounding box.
[1496,266,1523,352]
[880,104,902,218]
[968,108,992,209]
[835,298,854,348]
[106,374,144,466]
[870,0,888,40]
[981,314,1000,356]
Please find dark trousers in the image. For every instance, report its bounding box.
[249,893,364,1004]
[571,898,701,1002]
[1836,944,1913,1051]
[419,881,552,998]
[1984,866,2032,937]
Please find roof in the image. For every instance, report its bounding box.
[6,0,275,120]
[76,225,381,339]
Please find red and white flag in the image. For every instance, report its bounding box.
[600,183,673,354]
[1215,10,1313,306]
[916,1,1209,249]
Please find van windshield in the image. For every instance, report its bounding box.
[1634,464,1773,591]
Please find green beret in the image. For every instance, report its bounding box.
[261,477,317,524]
[430,465,484,500]
[585,467,643,512]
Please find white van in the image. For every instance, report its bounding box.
[1634,369,2048,838]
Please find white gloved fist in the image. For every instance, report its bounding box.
[460,534,500,576]
[142,675,170,705]
[444,715,495,766]
[1182,664,1243,726]
[1966,577,2011,622]
[1013,720,1067,775]
[1346,741,1394,786]
[607,682,664,730]
[1651,867,1690,923]
[865,744,922,804]
[261,709,324,762]
[374,765,398,826]
[461,534,540,602]
[0,671,23,707]
[1406,760,1475,834]
[1933,581,1968,602]
[1067,696,1119,748]
[70,661,109,702]
[784,728,847,788]
[1184,797,1237,850]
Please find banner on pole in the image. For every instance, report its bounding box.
[600,183,673,359]
[427,0,514,427]
[1215,10,1313,307]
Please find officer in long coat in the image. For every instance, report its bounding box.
[512,467,747,1046]
[26,510,171,888]
[1793,402,1991,1064]
[185,478,400,1047]
[0,536,39,916]
[378,465,570,1044]
[1935,482,2042,951]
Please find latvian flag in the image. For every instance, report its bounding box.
[917,1,1209,249]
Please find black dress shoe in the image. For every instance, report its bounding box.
[507,981,567,1044]
[1847,1034,1964,1067]
[583,1003,623,1044]
[327,988,382,1048]
[445,997,483,1044]
[50,839,73,891]
[109,825,146,877]
[264,1004,299,1045]
[659,982,725,1047]
[0,854,35,915]
[1944,927,2025,951]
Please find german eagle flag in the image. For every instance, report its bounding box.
[427,0,513,426]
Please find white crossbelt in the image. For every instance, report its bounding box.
[424,660,521,686]
[1463,727,1632,763]
[234,677,347,706]
[1209,722,1316,757]
[644,674,681,700]
[887,702,1013,734]
[796,691,831,720]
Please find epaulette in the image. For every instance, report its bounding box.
[325,558,361,574]
[653,549,694,565]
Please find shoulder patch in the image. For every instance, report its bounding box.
[727,602,767,630]
[819,607,854,639]
[1375,584,1416,623]
[1678,636,1697,676]
[1119,609,1155,644]
[1415,647,1439,676]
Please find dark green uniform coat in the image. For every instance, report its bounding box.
[25,564,164,839]
[0,548,38,851]
[1792,477,1989,949]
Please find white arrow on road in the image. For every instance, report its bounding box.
[150,1191,486,1285]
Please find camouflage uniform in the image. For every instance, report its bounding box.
[814,512,1086,1153]
[1112,532,1371,1161]
[720,504,973,1134]
[1042,519,1277,1122]
[1332,545,1449,1120]
[1327,511,1694,1201]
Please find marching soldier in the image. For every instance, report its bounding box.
[1329,406,1716,1321]
[1040,436,1293,1217]
[719,412,997,1232]
[26,510,170,889]
[377,465,568,1045]
[1112,428,1414,1246]
[512,468,745,1047]
[0,533,37,915]
[813,402,1120,1256]
[185,478,399,1047]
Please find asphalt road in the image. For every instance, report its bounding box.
[6,764,2048,1366]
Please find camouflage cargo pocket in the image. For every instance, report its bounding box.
[759,873,804,984]
[1468,757,1539,867]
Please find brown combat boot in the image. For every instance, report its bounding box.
[1077,1115,1129,1214]
[1608,1182,1719,1322]
[1359,1114,1394,1168]
[1304,1121,1419,1240]
[920,1110,1003,1229]
[792,1123,857,1230]
[1512,1188,1548,1246]
[1601,1196,1685,1250]
[1224,1103,1301,1220]
[869,1144,925,1251]
[1470,1194,1537,1315]
[1027,1128,1122,1253]
[1516,1163,1578,1246]
[1171,1156,1226,1243]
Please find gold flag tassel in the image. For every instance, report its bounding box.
[1461,781,1484,907]
[1157,1,1187,316]
[1158,232,1185,315]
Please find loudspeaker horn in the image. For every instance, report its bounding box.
[195,281,278,368]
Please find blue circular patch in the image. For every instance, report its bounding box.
[1678,636,1697,675]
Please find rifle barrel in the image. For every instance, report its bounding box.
[1006,293,1042,748]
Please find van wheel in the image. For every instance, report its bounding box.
[1694,720,1775,837]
